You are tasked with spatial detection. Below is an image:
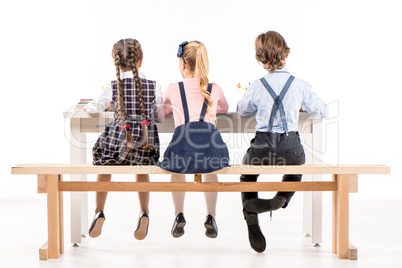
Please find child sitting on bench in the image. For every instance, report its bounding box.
[237,31,327,253]
[86,38,163,240]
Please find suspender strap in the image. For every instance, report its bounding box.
[178,82,190,123]
[179,82,213,123]
[259,75,295,132]
[199,83,213,122]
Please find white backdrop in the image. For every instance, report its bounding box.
[1,0,400,198]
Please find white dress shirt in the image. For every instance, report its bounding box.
[237,67,327,133]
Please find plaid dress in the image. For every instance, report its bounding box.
[92,78,160,165]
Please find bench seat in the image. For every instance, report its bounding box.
[11,163,390,261]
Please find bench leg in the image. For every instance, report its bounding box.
[332,175,338,254]
[46,175,60,259]
[59,175,64,254]
[334,174,350,259]
[39,242,48,260]
[194,174,202,183]
[349,243,358,260]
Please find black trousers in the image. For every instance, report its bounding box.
[241,131,306,218]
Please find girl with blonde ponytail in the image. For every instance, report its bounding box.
[87,38,164,241]
[159,41,229,239]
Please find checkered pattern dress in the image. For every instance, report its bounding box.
[92,78,160,165]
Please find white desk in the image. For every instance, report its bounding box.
[64,110,323,246]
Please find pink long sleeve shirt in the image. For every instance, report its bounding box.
[163,78,229,127]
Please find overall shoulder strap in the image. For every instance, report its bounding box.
[260,76,295,132]
[178,82,190,123]
[199,83,213,122]
[279,75,295,100]
[259,78,276,100]
[276,76,295,132]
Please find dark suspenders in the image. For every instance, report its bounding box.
[259,75,295,133]
[178,82,213,123]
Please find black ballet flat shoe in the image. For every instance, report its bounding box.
[134,211,149,240]
[246,213,266,253]
[244,196,286,214]
[89,211,105,238]
[171,212,186,238]
[204,214,218,238]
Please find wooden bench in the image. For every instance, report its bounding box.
[11,163,390,261]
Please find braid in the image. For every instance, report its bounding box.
[133,67,146,120]
[113,44,125,123]
[112,39,150,151]
[113,42,134,152]
[130,41,152,150]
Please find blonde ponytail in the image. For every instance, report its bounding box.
[181,41,213,118]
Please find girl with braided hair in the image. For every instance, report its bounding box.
[86,38,163,240]
[160,41,229,239]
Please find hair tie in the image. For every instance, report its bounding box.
[120,124,130,130]
[177,41,188,64]
[141,120,149,126]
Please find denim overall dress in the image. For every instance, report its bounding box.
[157,82,230,174]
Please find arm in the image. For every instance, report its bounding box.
[153,82,165,123]
[301,85,328,118]
[236,82,257,116]
[84,83,113,113]
[214,84,229,114]
[162,84,173,115]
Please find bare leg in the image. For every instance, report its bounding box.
[203,174,218,217]
[95,174,111,213]
[136,174,149,213]
[134,175,150,240]
[89,174,111,238]
[171,174,186,216]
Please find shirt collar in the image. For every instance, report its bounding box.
[120,71,146,79]
[271,67,290,74]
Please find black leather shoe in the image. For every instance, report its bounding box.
[204,214,218,238]
[246,213,266,253]
[89,211,105,238]
[244,196,286,214]
[171,212,186,238]
[134,211,149,240]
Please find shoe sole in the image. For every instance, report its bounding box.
[134,216,149,240]
[246,214,266,253]
[89,218,105,238]
[172,221,186,238]
[245,198,284,214]
[204,223,217,238]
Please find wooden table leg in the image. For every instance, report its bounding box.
[336,174,349,259]
[47,174,60,259]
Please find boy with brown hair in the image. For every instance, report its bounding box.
[237,31,327,253]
